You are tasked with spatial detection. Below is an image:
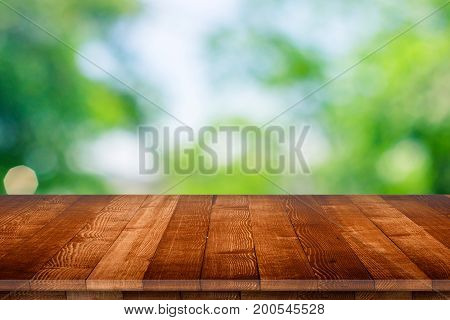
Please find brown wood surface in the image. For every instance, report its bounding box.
[415,195,450,217]
[87,195,179,290]
[0,196,79,260]
[249,196,315,290]
[285,196,373,290]
[143,195,213,290]
[31,195,147,290]
[350,195,450,290]
[0,196,114,290]
[0,195,448,295]
[314,196,431,290]
[1,291,448,300]
[201,195,259,290]
[382,195,450,247]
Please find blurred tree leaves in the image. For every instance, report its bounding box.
[1,0,448,195]
[208,30,323,87]
[318,30,449,193]
[0,0,141,193]
[205,0,449,194]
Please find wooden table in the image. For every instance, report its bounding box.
[0,195,448,300]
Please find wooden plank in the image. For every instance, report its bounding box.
[355,291,412,300]
[351,195,450,291]
[382,195,450,247]
[285,196,373,290]
[0,196,54,226]
[0,196,28,223]
[248,196,316,290]
[0,196,79,260]
[123,291,181,300]
[0,195,447,294]
[181,292,240,300]
[0,196,35,223]
[297,291,355,300]
[87,196,179,290]
[241,291,298,300]
[201,195,258,290]
[415,195,450,217]
[66,291,123,300]
[0,196,114,290]
[140,195,165,208]
[0,195,24,212]
[314,196,430,290]
[143,196,212,291]
[31,196,147,290]
[0,291,67,300]
[413,291,450,300]
[0,196,76,290]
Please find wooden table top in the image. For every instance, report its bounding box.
[0,195,448,292]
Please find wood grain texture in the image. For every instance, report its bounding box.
[182,292,240,300]
[382,195,450,247]
[0,195,448,295]
[0,196,79,260]
[144,196,213,291]
[2,291,448,300]
[412,291,450,300]
[0,196,49,225]
[88,196,179,290]
[241,291,299,300]
[415,195,450,217]
[0,291,67,300]
[201,195,258,290]
[355,291,412,300]
[249,196,316,290]
[350,195,450,291]
[314,196,431,290]
[31,196,147,290]
[0,196,114,290]
[123,291,181,300]
[285,196,373,290]
[297,291,355,300]
[143,195,213,290]
[66,291,123,300]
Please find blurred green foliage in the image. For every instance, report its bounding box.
[0,0,141,193]
[198,0,449,194]
[1,0,448,194]
[318,32,450,193]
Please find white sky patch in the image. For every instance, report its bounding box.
[116,0,240,127]
[300,123,331,167]
[77,41,119,81]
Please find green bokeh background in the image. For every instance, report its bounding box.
[0,0,448,194]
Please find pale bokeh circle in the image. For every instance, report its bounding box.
[3,165,39,195]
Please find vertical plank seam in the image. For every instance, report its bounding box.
[141,196,182,283]
[199,195,214,291]
[284,197,317,281]
[296,196,375,283]
[81,195,151,282]
[319,196,429,287]
[280,196,317,282]
[350,197,436,292]
[382,195,450,247]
